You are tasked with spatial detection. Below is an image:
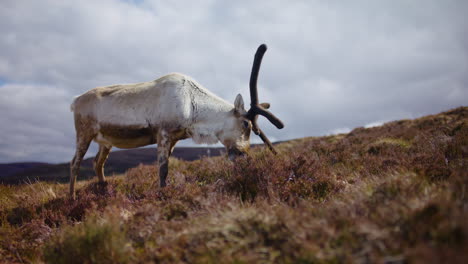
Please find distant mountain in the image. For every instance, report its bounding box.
[0,147,225,184]
[0,162,48,178]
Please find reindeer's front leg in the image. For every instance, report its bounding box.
[156,130,177,187]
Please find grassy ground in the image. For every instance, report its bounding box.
[0,107,466,263]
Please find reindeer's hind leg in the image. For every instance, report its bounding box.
[70,116,96,200]
[94,144,112,183]
[70,136,92,200]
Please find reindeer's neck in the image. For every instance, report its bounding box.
[187,80,233,145]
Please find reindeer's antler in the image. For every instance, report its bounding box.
[246,44,284,154]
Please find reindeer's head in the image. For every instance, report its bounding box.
[220,44,284,160]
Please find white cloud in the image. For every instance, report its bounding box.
[0,0,467,162]
[328,127,351,136]
[0,83,75,162]
[364,121,384,129]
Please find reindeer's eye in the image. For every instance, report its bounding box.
[242,120,250,129]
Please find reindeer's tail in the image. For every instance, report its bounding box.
[70,96,78,112]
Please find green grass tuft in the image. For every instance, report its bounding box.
[43,212,132,264]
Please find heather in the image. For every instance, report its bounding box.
[0,107,467,263]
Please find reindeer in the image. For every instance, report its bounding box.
[69,44,284,200]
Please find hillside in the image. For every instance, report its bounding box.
[0,107,466,263]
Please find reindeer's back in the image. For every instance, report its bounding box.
[71,73,193,127]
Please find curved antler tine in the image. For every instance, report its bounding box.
[257,127,278,155]
[254,106,285,129]
[249,44,267,106]
[259,103,270,109]
[251,116,260,135]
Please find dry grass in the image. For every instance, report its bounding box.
[0,107,467,263]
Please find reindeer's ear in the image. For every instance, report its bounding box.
[234,94,245,113]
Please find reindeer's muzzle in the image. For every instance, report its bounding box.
[227,147,247,161]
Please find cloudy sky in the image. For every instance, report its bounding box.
[0,0,467,163]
